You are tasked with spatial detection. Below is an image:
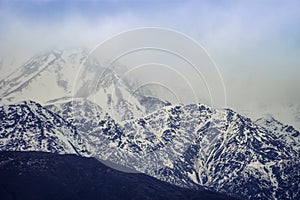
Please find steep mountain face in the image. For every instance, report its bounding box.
[255,116,300,152]
[45,99,122,156]
[0,101,89,155]
[1,49,300,200]
[0,151,238,200]
[46,100,300,200]
[0,49,167,122]
[1,101,300,199]
[106,104,300,200]
[0,49,87,104]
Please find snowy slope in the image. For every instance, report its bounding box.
[0,49,168,122]
[0,101,89,155]
[1,100,299,200]
[256,115,300,151]
[45,99,122,156]
[0,56,25,80]
[1,49,300,200]
[46,100,300,200]
[0,49,87,104]
[108,104,300,200]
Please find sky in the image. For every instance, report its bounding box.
[0,0,300,124]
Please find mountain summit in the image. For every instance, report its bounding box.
[1,49,300,200]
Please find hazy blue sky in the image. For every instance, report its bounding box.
[0,0,300,122]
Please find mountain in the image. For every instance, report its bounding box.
[255,115,300,152]
[1,49,300,200]
[0,56,25,80]
[1,96,300,200]
[45,99,121,156]
[0,49,168,122]
[0,100,89,155]
[0,151,239,200]
[104,104,300,200]
[45,100,300,200]
[0,49,87,104]
[2,99,297,200]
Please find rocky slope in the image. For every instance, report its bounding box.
[46,100,300,199]
[256,115,300,152]
[0,101,89,155]
[1,49,300,200]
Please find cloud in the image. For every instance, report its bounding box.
[0,6,141,59]
[0,0,300,122]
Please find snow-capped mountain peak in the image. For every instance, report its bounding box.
[256,115,300,151]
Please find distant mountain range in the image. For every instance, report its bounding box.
[0,49,300,200]
[1,100,299,199]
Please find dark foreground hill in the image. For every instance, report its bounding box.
[0,151,239,200]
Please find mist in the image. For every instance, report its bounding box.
[0,0,300,126]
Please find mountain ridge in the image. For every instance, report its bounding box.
[1,49,300,200]
[1,100,299,199]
